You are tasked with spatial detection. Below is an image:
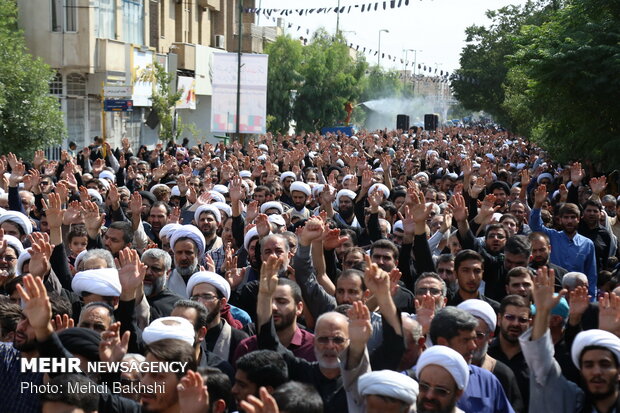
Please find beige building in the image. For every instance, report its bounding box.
[17,0,277,152]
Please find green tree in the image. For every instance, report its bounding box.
[149,62,183,142]
[358,67,407,102]
[452,1,552,127]
[293,31,367,131]
[264,35,303,134]
[0,0,64,159]
[505,0,620,169]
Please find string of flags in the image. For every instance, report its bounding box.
[262,16,454,83]
[245,0,416,17]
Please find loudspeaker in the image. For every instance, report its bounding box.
[396,114,410,131]
[424,113,439,131]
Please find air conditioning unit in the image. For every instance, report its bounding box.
[215,34,225,49]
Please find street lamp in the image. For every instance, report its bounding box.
[378,29,389,66]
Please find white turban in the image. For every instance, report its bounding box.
[457,299,497,331]
[212,184,229,195]
[150,183,169,194]
[261,201,284,215]
[416,345,470,390]
[186,271,231,300]
[244,227,259,251]
[142,316,195,347]
[87,188,103,204]
[4,234,24,256]
[342,174,355,183]
[337,189,357,203]
[16,251,31,276]
[208,191,226,204]
[239,170,252,178]
[99,170,116,182]
[280,172,296,182]
[194,205,222,224]
[257,154,268,161]
[268,214,286,227]
[537,173,554,184]
[159,223,182,241]
[212,202,232,218]
[74,249,88,270]
[171,186,181,197]
[369,183,390,199]
[312,184,325,197]
[0,211,33,235]
[258,144,269,151]
[98,178,110,190]
[169,225,206,258]
[571,329,620,368]
[393,220,404,233]
[358,370,419,405]
[72,268,122,297]
[290,181,311,196]
[414,172,429,182]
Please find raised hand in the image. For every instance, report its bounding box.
[322,227,348,251]
[415,292,436,334]
[99,322,130,363]
[42,193,65,229]
[129,192,143,222]
[534,184,548,208]
[570,162,584,185]
[169,206,181,224]
[409,190,433,224]
[568,285,590,326]
[9,161,25,187]
[478,194,500,221]
[178,370,210,413]
[347,300,372,348]
[367,187,384,212]
[259,254,283,297]
[64,200,84,226]
[16,275,52,338]
[239,387,280,413]
[255,214,271,238]
[299,216,325,246]
[51,314,74,332]
[246,200,259,224]
[106,183,121,210]
[115,248,147,300]
[441,206,454,233]
[598,292,620,335]
[469,176,486,198]
[177,175,189,196]
[589,176,607,196]
[33,150,46,170]
[363,255,390,298]
[532,266,565,313]
[27,233,53,279]
[229,176,244,203]
[81,200,105,235]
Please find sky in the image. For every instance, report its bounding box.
[256,0,529,74]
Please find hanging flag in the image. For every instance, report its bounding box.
[391,0,396,8]
[361,4,365,11]
[383,1,387,10]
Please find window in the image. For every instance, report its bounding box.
[51,0,62,32]
[66,73,86,96]
[96,0,115,39]
[51,0,77,32]
[66,98,85,146]
[123,0,144,45]
[50,72,63,96]
[65,0,77,31]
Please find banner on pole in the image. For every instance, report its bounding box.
[210,53,268,134]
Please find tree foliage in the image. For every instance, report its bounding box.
[149,62,183,142]
[291,31,367,131]
[264,36,303,134]
[0,0,65,159]
[453,0,620,170]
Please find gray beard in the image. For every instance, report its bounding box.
[176,261,199,282]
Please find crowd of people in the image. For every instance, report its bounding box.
[1,126,620,413]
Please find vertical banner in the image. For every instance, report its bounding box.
[176,76,196,109]
[210,53,268,134]
[132,49,154,107]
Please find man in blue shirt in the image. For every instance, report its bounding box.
[529,185,597,298]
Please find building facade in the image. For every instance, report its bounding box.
[17,0,277,152]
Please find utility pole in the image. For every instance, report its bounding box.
[236,0,243,143]
[336,0,341,34]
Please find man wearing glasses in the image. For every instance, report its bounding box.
[488,294,532,410]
